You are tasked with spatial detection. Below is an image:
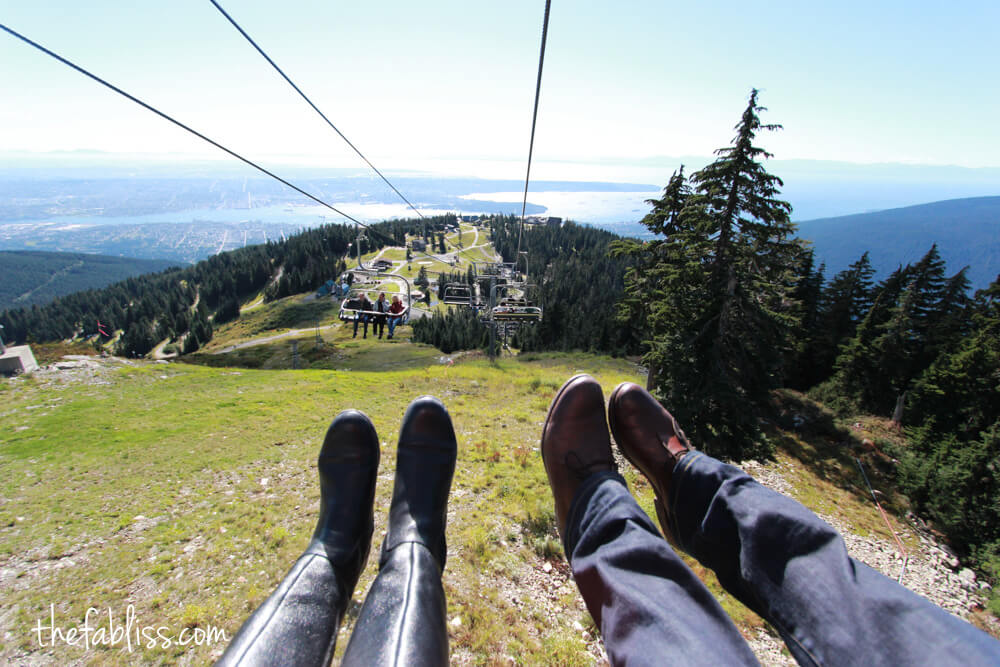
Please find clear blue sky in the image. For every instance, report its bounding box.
[2,0,998,182]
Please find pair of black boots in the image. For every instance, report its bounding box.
[217,397,457,667]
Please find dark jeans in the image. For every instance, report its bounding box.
[565,454,1000,666]
[387,316,403,337]
[373,314,387,338]
[353,314,369,337]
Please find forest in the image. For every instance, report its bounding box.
[412,215,638,356]
[0,251,178,310]
[612,90,1000,587]
[0,215,457,356]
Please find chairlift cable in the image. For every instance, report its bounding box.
[515,0,552,278]
[0,22,460,273]
[0,23,365,226]
[207,0,429,222]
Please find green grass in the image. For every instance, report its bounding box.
[209,294,342,350]
[375,248,407,262]
[10,229,988,664]
[189,324,443,372]
[6,334,993,663]
[1,347,641,664]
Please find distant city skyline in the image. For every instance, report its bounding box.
[2,0,999,190]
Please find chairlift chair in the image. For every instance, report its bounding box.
[491,284,543,323]
[338,269,412,324]
[491,304,543,322]
[441,283,473,306]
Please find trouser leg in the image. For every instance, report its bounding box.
[216,552,347,666]
[671,452,1000,666]
[340,542,448,667]
[564,470,759,666]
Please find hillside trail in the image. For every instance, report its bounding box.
[211,324,340,354]
[150,337,178,360]
[240,268,283,315]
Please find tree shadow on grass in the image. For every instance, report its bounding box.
[768,389,910,519]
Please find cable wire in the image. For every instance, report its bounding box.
[515,0,552,276]
[207,0,428,223]
[0,22,462,271]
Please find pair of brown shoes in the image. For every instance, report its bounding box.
[540,374,691,540]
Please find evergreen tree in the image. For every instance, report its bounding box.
[896,277,1000,562]
[784,249,825,389]
[615,90,800,459]
[810,252,876,383]
[415,266,430,290]
[826,245,970,419]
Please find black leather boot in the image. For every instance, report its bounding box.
[340,396,456,666]
[217,410,379,667]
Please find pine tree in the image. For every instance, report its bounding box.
[827,245,964,419]
[896,277,1000,561]
[784,249,825,389]
[809,252,875,384]
[616,90,801,459]
[415,266,429,290]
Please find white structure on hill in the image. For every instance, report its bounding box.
[0,345,39,376]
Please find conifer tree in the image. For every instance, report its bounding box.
[415,266,429,290]
[809,252,875,383]
[616,90,801,458]
[896,277,1000,561]
[784,249,825,389]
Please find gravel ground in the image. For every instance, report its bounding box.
[738,459,990,666]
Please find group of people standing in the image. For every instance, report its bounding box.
[352,292,406,340]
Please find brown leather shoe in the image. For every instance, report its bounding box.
[541,374,616,536]
[608,382,692,538]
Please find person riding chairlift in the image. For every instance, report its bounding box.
[373,293,389,339]
[353,293,373,339]
[387,295,405,339]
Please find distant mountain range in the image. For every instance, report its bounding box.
[0,251,178,311]
[797,196,1000,290]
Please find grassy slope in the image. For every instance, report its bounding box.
[8,315,977,665]
[2,331,645,664]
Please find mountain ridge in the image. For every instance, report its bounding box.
[797,195,1000,289]
[0,250,179,311]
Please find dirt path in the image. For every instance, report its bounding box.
[150,338,179,360]
[211,325,340,354]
